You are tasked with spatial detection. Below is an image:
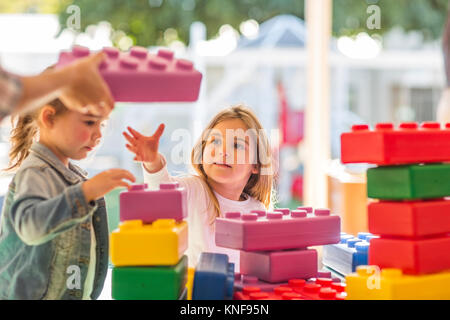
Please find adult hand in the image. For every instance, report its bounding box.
[59,52,114,117]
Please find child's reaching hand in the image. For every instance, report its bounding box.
[123,124,165,173]
[82,169,136,202]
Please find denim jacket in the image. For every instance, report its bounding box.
[0,142,109,299]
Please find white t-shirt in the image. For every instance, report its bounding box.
[142,156,266,271]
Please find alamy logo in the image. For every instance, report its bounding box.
[66,265,81,290]
[366,2,381,30]
[66,5,81,32]
[366,265,381,290]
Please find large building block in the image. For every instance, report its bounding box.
[341,122,450,165]
[233,278,346,300]
[111,255,188,300]
[369,236,450,275]
[368,200,450,237]
[57,45,202,102]
[367,163,450,200]
[233,272,342,293]
[110,219,188,266]
[346,266,450,300]
[234,274,288,292]
[119,183,187,223]
[215,209,340,251]
[323,233,371,276]
[192,252,235,300]
[240,249,317,283]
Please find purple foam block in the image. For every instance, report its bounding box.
[240,249,318,283]
[119,182,187,223]
[57,45,203,102]
[215,209,340,251]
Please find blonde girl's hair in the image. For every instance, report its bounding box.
[5,98,68,172]
[191,104,274,224]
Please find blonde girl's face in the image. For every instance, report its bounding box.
[47,110,106,160]
[202,118,259,186]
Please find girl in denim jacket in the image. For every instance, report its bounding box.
[0,98,135,299]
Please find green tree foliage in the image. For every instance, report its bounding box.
[1,0,448,46]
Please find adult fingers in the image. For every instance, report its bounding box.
[89,51,107,66]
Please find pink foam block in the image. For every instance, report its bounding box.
[119,183,187,223]
[215,209,340,251]
[57,45,202,102]
[240,249,318,283]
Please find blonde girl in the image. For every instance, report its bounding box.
[123,105,273,269]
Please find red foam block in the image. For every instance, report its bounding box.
[341,122,450,165]
[368,200,450,237]
[233,279,346,300]
[369,236,450,275]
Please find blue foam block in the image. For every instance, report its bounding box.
[192,252,235,300]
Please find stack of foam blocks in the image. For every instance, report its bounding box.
[214,208,347,300]
[341,122,450,299]
[110,183,189,300]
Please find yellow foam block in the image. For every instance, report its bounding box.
[186,267,195,300]
[346,265,450,300]
[110,219,188,266]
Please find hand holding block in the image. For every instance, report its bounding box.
[341,122,450,165]
[57,45,202,102]
[120,183,187,223]
[215,209,340,251]
[110,219,188,266]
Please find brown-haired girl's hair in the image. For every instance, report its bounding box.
[191,104,274,224]
[5,98,67,171]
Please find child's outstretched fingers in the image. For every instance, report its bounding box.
[123,131,137,146]
[82,169,136,202]
[127,126,144,139]
[153,123,165,140]
[112,169,136,183]
[122,124,165,164]
[125,143,138,154]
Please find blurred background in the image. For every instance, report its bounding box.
[0,0,448,236]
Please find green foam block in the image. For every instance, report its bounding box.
[112,255,188,300]
[367,163,450,200]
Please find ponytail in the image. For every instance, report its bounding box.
[4,98,67,172]
[5,112,39,171]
